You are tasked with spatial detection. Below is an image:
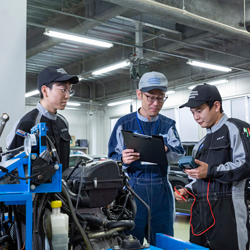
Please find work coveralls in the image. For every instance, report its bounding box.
[186,114,250,250]
[108,109,185,245]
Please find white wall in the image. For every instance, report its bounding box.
[0,0,26,148]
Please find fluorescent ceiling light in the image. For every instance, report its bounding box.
[67,102,81,106]
[208,79,228,85]
[92,61,130,76]
[187,59,232,72]
[25,90,39,98]
[44,28,113,48]
[78,76,84,81]
[108,99,132,106]
[166,90,175,95]
[188,78,228,90]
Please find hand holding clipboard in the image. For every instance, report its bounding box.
[121,130,168,166]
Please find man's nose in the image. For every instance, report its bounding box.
[152,98,160,104]
[194,112,199,120]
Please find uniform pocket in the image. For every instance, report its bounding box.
[60,132,71,142]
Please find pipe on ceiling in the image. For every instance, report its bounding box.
[105,0,250,42]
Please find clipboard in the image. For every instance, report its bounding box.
[121,129,168,166]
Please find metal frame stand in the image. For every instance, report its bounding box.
[0,193,33,250]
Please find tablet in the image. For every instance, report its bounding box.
[121,129,168,166]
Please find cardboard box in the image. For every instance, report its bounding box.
[70,135,76,146]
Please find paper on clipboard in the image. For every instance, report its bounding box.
[121,129,168,166]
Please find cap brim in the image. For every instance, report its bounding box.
[179,100,206,109]
[140,86,167,92]
[54,75,79,84]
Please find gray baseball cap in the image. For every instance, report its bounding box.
[139,71,168,92]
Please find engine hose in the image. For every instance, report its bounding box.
[61,184,94,250]
[36,193,47,250]
[13,206,22,250]
[0,235,12,245]
[88,227,126,239]
[62,179,90,207]
[104,220,135,230]
[72,226,127,245]
[54,193,103,228]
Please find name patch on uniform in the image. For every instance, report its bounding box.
[217,136,224,140]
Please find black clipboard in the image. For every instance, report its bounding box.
[121,129,168,166]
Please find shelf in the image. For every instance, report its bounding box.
[70,146,88,154]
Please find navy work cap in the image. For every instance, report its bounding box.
[37,66,79,90]
[179,83,222,108]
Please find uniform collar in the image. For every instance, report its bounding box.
[36,102,57,120]
[137,108,159,122]
[207,113,228,134]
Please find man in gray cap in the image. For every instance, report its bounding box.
[108,71,185,246]
[7,66,78,172]
[176,83,250,250]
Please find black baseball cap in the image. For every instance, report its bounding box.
[179,83,222,108]
[37,66,79,90]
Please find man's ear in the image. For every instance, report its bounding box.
[136,89,142,100]
[41,85,48,97]
[214,101,221,112]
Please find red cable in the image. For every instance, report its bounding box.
[176,179,216,236]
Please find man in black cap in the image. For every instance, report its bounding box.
[7,66,78,172]
[175,83,250,250]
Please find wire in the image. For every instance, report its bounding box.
[75,166,84,210]
[46,135,60,163]
[180,179,216,236]
[61,183,94,250]
[13,205,22,250]
[65,160,85,181]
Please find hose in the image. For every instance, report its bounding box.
[54,192,103,228]
[61,184,94,250]
[62,179,90,207]
[13,206,22,250]
[36,193,47,250]
[104,220,135,230]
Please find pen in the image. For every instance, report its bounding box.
[174,188,187,202]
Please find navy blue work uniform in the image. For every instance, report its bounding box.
[108,109,185,245]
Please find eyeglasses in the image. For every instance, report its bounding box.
[142,92,168,103]
[55,87,75,97]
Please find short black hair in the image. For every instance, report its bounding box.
[206,101,223,113]
[40,81,69,99]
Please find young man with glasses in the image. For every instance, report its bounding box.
[7,66,78,172]
[108,71,185,246]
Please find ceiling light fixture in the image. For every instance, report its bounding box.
[92,61,130,76]
[187,59,232,72]
[166,90,175,95]
[207,79,228,85]
[188,78,229,90]
[25,90,40,98]
[67,102,81,106]
[107,99,132,106]
[44,28,113,48]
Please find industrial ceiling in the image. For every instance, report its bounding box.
[26,0,250,109]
